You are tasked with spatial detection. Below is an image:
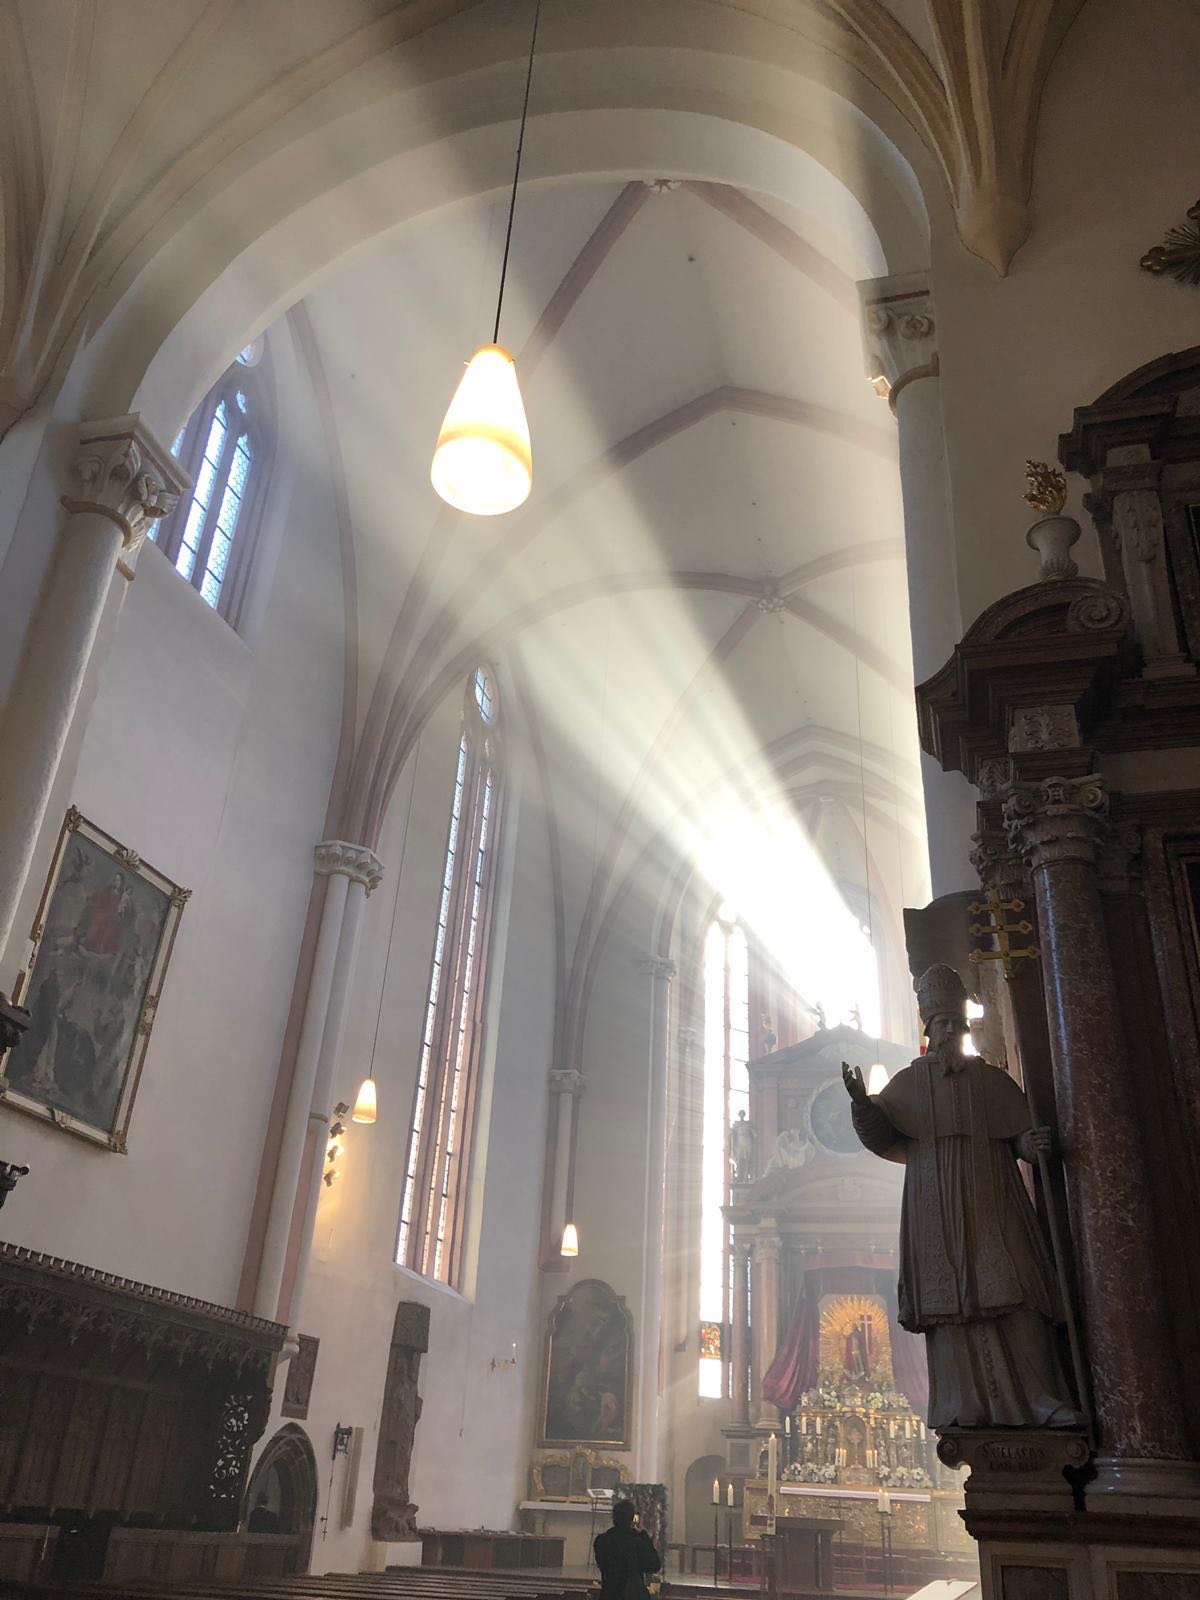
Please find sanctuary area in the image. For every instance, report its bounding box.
[1,5,1200,1600]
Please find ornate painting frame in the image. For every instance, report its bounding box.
[0,807,189,1152]
[540,1277,633,1449]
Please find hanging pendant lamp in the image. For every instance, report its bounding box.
[432,1,541,516]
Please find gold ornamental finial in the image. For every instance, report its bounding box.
[1023,460,1067,516]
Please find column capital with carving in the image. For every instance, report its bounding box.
[61,414,189,558]
[1002,775,1109,870]
[314,839,385,895]
[548,1068,586,1098]
[753,1231,782,1265]
[858,272,937,412]
[638,955,677,981]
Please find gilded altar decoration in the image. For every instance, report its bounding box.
[1023,460,1067,515]
[541,1278,632,1447]
[0,809,189,1150]
[1140,198,1200,286]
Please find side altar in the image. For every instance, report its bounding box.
[716,1024,973,1579]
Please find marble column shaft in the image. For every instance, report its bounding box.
[1004,776,1188,1461]
[730,1242,751,1427]
[0,417,185,968]
[753,1230,781,1427]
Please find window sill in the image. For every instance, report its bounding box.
[392,1261,471,1306]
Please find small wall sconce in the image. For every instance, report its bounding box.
[490,1342,518,1373]
[332,1422,353,1459]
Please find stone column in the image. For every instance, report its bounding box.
[753,1229,781,1427]
[1003,776,1194,1487]
[859,274,976,896]
[0,416,186,966]
[547,1067,585,1252]
[255,840,383,1331]
[730,1239,751,1427]
[636,954,675,1481]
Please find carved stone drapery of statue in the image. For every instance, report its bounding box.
[842,965,1082,1431]
[730,1109,757,1182]
[371,1300,430,1542]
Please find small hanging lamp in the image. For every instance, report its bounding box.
[560,1221,579,1257]
[432,1,541,516]
[352,1076,378,1124]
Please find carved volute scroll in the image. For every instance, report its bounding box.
[370,1300,430,1543]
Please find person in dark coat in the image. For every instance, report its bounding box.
[594,1500,661,1600]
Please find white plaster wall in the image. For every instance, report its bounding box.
[259,692,557,1573]
[0,353,344,1308]
[932,0,1200,627]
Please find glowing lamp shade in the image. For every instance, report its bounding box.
[431,344,532,515]
[560,1221,579,1258]
[352,1076,378,1124]
[867,1062,890,1095]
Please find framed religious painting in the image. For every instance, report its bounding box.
[0,808,189,1151]
[541,1277,632,1448]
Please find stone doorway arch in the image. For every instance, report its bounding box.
[244,1423,318,1568]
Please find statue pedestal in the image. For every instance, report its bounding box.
[937,1427,1089,1517]
[938,1429,1200,1598]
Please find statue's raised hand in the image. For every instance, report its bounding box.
[842,1061,869,1106]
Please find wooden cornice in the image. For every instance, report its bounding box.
[0,1240,287,1374]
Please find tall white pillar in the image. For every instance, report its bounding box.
[859,275,977,896]
[254,840,383,1328]
[0,417,186,967]
[547,1068,585,1251]
[636,954,675,1482]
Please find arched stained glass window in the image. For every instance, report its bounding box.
[699,904,750,1397]
[397,668,504,1287]
[153,342,271,626]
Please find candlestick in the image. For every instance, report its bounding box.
[712,1476,720,1505]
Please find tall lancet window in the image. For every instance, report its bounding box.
[699,904,750,1397]
[154,339,271,626]
[397,668,504,1287]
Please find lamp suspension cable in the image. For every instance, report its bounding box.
[493,0,543,346]
[849,564,887,1087]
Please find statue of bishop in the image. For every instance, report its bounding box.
[843,964,1082,1431]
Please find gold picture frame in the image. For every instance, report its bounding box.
[0,808,189,1152]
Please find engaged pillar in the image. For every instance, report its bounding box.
[859,274,976,896]
[0,417,186,970]
[636,954,675,1482]
[753,1228,781,1428]
[255,839,384,1332]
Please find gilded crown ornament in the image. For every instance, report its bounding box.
[1023,460,1067,516]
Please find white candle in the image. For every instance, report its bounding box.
[712,1476,720,1505]
[878,1489,892,1515]
[727,1482,734,1507]
[767,1433,778,1503]
[815,1416,823,1435]
[919,1421,927,1441]
[785,1414,791,1435]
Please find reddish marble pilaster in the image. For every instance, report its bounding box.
[753,1229,781,1427]
[1003,775,1188,1463]
[730,1242,750,1427]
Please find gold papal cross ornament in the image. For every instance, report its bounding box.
[968,885,1039,977]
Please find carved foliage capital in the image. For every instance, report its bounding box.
[314,839,385,894]
[859,276,936,387]
[62,417,187,554]
[548,1069,585,1098]
[639,955,677,981]
[1002,776,1109,869]
[753,1232,782,1266]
